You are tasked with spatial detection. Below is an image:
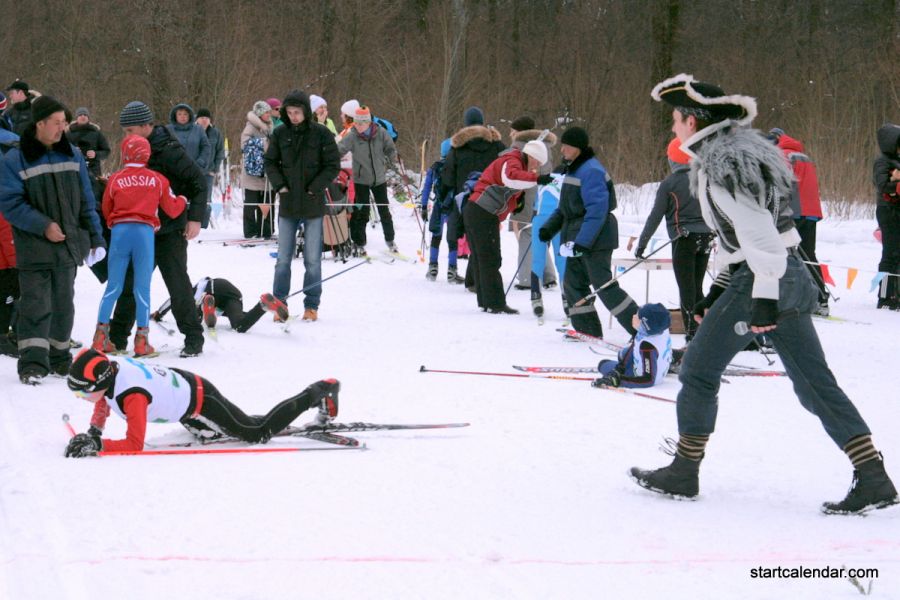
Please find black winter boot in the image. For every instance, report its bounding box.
[630,453,701,499]
[426,263,438,282]
[821,456,899,515]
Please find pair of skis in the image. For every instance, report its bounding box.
[512,365,786,378]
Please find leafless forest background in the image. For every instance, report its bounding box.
[2,0,898,210]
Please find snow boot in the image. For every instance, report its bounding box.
[260,293,289,322]
[352,243,367,258]
[821,456,899,515]
[447,265,464,285]
[486,305,519,315]
[133,327,156,358]
[91,323,118,353]
[201,293,217,328]
[426,263,438,282]
[630,453,701,499]
[302,308,318,322]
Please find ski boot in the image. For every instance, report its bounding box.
[447,265,464,285]
[91,323,118,353]
[630,449,701,500]
[311,378,340,425]
[133,327,156,358]
[386,241,399,253]
[260,293,289,323]
[201,293,217,328]
[532,297,544,319]
[426,262,438,282]
[822,455,899,515]
[486,305,519,315]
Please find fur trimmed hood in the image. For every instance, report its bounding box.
[687,122,793,201]
[245,111,272,136]
[511,129,558,147]
[451,125,501,148]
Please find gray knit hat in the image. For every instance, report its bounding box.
[119,101,154,127]
[75,107,90,118]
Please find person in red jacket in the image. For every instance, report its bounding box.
[63,348,340,456]
[462,140,551,313]
[92,135,186,357]
[769,128,829,315]
[0,212,17,357]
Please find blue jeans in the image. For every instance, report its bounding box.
[274,216,322,309]
[676,254,871,448]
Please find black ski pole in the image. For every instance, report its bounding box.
[285,258,370,300]
[504,241,532,298]
[796,245,839,303]
[570,238,674,309]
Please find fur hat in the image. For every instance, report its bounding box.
[341,99,360,118]
[67,349,114,393]
[121,134,151,165]
[75,107,90,118]
[119,101,154,127]
[253,101,272,118]
[637,303,671,336]
[522,140,548,166]
[31,95,67,123]
[354,106,372,124]
[266,97,281,110]
[196,108,212,119]
[310,95,327,113]
[561,126,590,151]
[510,115,535,132]
[652,73,757,126]
[666,138,690,166]
[464,106,484,126]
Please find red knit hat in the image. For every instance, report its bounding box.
[666,138,691,165]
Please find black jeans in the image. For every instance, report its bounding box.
[672,233,713,338]
[175,370,318,443]
[564,249,639,338]
[349,182,394,246]
[110,229,203,348]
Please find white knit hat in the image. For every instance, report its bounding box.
[522,140,548,166]
[340,99,360,118]
[310,95,327,113]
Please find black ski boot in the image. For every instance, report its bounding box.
[532,297,544,318]
[447,265,464,285]
[426,263,438,282]
[821,456,899,515]
[630,452,701,499]
[486,305,519,315]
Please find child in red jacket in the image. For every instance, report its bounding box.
[93,135,185,357]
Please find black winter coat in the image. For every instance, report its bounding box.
[147,125,208,233]
[440,125,505,198]
[66,122,111,178]
[874,123,900,208]
[264,91,340,220]
[637,165,711,251]
[4,96,35,136]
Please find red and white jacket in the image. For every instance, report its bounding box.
[102,165,186,230]
[469,148,539,221]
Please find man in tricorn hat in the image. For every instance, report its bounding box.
[629,74,898,515]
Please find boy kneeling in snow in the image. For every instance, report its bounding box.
[592,303,672,389]
[64,348,339,457]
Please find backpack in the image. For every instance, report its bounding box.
[454,170,482,212]
[242,137,265,177]
[373,117,398,142]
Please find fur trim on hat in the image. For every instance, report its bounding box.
[451,125,501,148]
[652,73,757,127]
[511,129,558,147]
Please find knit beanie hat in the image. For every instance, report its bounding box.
[666,138,690,166]
[75,107,90,118]
[510,115,535,131]
[560,126,590,151]
[310,95,327,113]
[266,97,281,110]
[253,101,272,118]
[464,106,484,126]
[522,140,548,166]
[31,95,67,123]
[354,106,372,124]
[119,101,154,127]
[67,349,114,393]
[341,99,360,118]
[196,108,212,119]
[121,134,151,165]
[637,303,671,336]
[0,93,6,112]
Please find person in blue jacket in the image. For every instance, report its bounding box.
[593,303,672,389]
[538,126,638,337]
[168,103,211,172]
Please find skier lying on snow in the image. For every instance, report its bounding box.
[63,348,339,457]
[152,276,290,331]
[592,303,673,389]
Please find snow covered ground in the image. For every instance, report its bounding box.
[1,190,897,600]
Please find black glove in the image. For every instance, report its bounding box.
[150,311,162,322]
[513,196,525,214]
[692,285,725,321]
[634,245,646,259]
[591,369,622,388]
[749,298,779,328]
[536,174,553,185]
[573,243,590,256]
[538,227,553,243]
[421,205,428,221]
[87,425,103,438]
[65,433,102,458]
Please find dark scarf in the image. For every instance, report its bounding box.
[562,147,595,175]
[357,123,377,141]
